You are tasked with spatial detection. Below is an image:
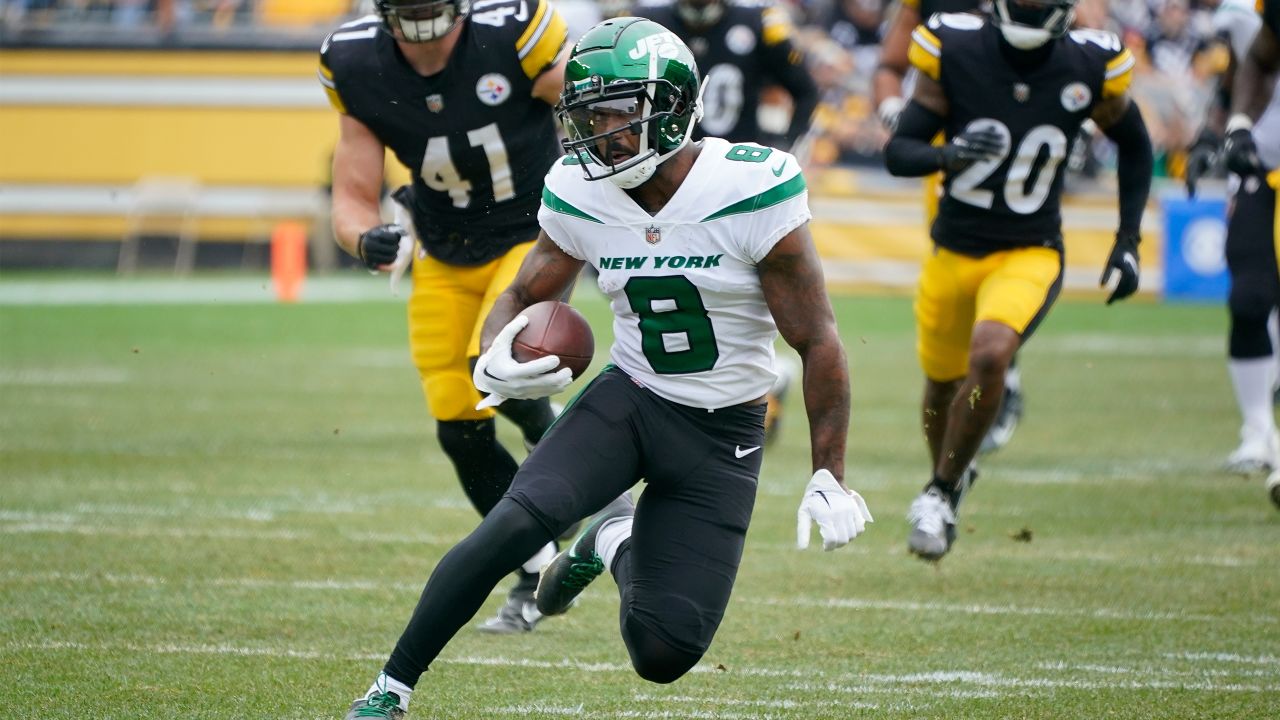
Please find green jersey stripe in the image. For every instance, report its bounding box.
[700,173,807,223]
[542,187,604,224]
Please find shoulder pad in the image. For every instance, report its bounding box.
[469,0,568,80]
[1067,29,1134,98]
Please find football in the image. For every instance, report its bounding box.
[512,300,595,380]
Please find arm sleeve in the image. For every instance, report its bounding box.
[1101,102,1153,235]
[883,101,947,177]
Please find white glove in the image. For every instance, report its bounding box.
[878,96,907,132]
[796,469,873,551]
[387,232,414,297]
[473,315,573,410]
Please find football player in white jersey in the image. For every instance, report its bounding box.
[338,17,872,718]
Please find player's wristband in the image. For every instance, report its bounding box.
[1226,114,1254,134]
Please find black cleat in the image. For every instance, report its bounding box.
[535,497,634,616]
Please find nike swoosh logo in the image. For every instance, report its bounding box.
[771,159,787,177]
[735,445,761,458]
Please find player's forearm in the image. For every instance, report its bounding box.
[1233,29,1280,120]
[798,333,851,481]
[1103,103,1153,235]
[331,202,384,258]
[884,101,947,176]
[872,66,905,108]
[480,292,526,353]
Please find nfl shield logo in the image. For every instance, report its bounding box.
[426,94,444,113]
[645,225,661,245]
[1013,83,1030,103]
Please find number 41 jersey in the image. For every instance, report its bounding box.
[538,138,810,410]
[909,14,1135,255]
[319,2,567,266]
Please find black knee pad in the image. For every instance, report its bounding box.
[436,419,517,516]
[496,397,556,445]
[1228,292,1274,359]
[622,612,703,684]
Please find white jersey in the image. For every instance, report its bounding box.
[538,137,810,410]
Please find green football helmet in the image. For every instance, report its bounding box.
[557,17,703,188]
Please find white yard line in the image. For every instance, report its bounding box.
[2,569,1269,626]
[7,639,1274,697]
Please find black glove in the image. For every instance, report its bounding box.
[1183,130,1219,197]
[1223,127,1264,179]
[938,127,1005,172]
[1100,230,1140,305]
[357,223,404,270]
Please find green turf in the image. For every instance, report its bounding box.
[1,282,1277,719]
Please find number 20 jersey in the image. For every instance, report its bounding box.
[909,14,1135,255]
[319,2,567,265]
[538,138,810,410]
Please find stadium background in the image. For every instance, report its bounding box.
[0,0,1232,295]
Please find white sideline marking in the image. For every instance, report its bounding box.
[0,277,397,306]
[1034,334,1221,357]
[746,596,1264,625]
[630,693,878,710]
[1036,661,1273,679]
[0,519,456,545]
[0,368,130,385]
[788,669,1280,693]
[1165,652,1280,666]
[2,569,1267,626]
[9,640,1276,696]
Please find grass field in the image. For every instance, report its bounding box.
[2,276,1277,720]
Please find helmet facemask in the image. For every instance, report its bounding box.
[377,0,470,43]
[676,0,725,28]
[992,0,1076,50]
[558,73,701,189]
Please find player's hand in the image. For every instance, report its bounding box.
[1184,130,1219,197]
[1100,230,1141,305]
[939,128,1005,172]
[796,469,873,551]
[472,315,573,409]
[1223,127,1264,179]
[357,224,407,271]
[878,96,906,132]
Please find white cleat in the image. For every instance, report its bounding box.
[1224,429,1280,475]
[1267,470,1280,510]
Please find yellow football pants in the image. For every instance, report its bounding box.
[915,245,1064,381]
[407,241,535,421]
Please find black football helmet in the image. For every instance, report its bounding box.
[376,0,470,43]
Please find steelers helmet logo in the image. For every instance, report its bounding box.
[1060,82,1092,112]
[476,73,511,106]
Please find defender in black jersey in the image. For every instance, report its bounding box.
[884,0,1154,560]
[1225,0,1280,508]
[1186,0,1280,484]
[875,0,1027,459]
[632,0,818,149]
[320,0,571,641]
